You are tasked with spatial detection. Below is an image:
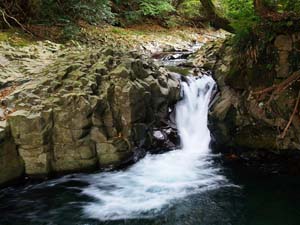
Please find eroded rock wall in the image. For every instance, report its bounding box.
[0,47,180,183]
[195,33,300,154]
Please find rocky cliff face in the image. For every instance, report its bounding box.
[195,33,300,157]
[0,47,180,184]
[0,122,24,184]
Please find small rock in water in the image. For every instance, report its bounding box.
[153,130,165,141]
[193,68,202,77]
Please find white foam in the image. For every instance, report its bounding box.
[81,75,227,220]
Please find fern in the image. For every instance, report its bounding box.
[178,0,202,19]
[139,0,174,16]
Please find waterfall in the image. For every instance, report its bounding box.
[82,75,226,221]
[176,75,215,153]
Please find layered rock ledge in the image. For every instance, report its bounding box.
[0,47,180,184]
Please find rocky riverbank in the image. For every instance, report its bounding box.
[0,27,225,185]
[0,46,183,184]
[195,32,300,169]
[5,24,299,185]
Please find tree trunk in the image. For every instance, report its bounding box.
[200,0,235,33]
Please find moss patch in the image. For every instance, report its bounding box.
[0,30,34,47]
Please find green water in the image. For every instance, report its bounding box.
[1,162,300,225]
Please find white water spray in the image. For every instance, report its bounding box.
[176,76,214,153]
[82,75,227,220]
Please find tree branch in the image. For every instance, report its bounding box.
[252,71,300,96]
[0,8,33,36]
[0,8,12,28]
[279,90,300,139]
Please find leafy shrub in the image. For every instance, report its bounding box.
[177,0,202,19]
[61,24,81,41]
[264,0,300,13]
[164,16,181,27]
[221,0,259,47]
[113,0,174,23]
[223,0,259,33]
[138,0,174,16]
[31,0,114,25]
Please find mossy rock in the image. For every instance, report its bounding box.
[0,31,33,47]
[225,63,275,90]
[234,125,278,150]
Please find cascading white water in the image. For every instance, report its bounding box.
[82,75,227,221]
[176,75,214,153]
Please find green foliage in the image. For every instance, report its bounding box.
[222,0,300,50]
[2,0,300,43]
[113,0,174,23]
[164,16,181,28]
[0,30,33,46]
[222,0,259,36]
[62,24,81,41]
[285,0,300,12]
[264,0,300,13]
[18,0,115,40]
[139,0,174,16]
[178,0,202,19]
[123,12,142,24]
[32,0,114,25]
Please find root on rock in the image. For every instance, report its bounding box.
[279,90,300,139]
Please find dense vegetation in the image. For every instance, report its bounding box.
[0,0,299,41]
